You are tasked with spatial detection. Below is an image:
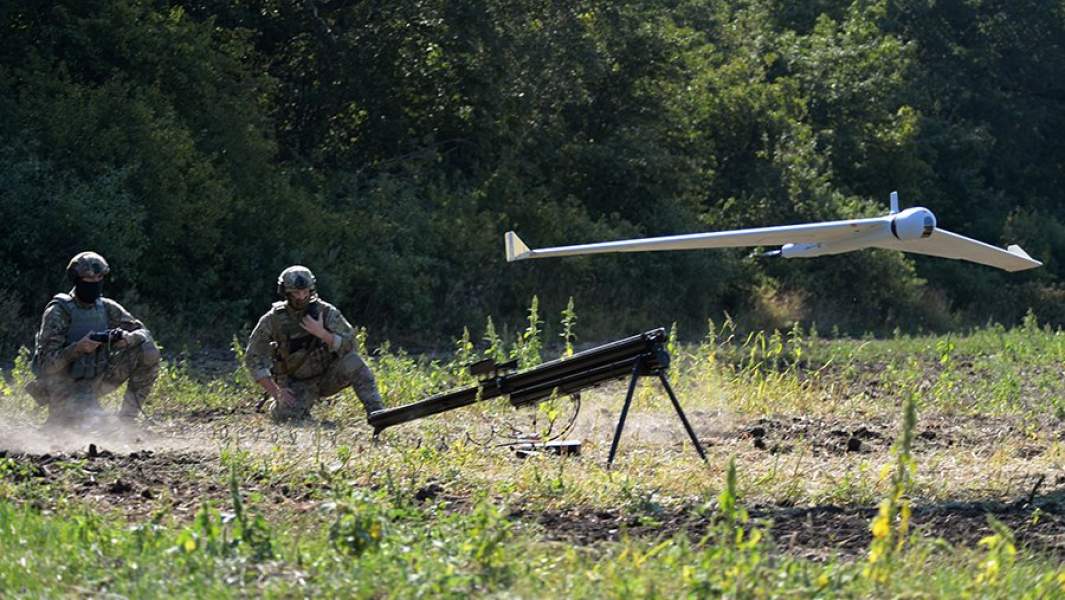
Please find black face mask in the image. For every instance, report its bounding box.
[74,280,103,303]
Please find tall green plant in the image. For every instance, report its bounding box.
[483,316,507,363]
[452,326,476,384]
[865,388,917,583]
[512,296,543,368]
[560,297,578,357]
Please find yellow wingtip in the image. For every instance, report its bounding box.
[505,231,531,262]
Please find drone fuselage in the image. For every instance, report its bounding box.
[782,207,936,258]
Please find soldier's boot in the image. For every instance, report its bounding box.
[43,400,78,429]
[270,400,313,422]
[118,340,161,422]
[118,391,142,422]
[355,386,385,416]
[25,380,50,407]
[46,388,103,430]
[270,385,315,422]
[76,391,106,428]
[351,371,385,418]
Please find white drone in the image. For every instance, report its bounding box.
[505,192,1041,272]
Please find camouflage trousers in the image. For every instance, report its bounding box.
[37,338,161,426]
[271,351,384,422]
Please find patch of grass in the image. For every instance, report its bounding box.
[2,467,1062,597]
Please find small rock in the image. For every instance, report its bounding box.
[107,479,133,494]
[1016,446,1043,459]
[415,482,444,502]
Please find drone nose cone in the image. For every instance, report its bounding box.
[914,207,936,237]
[892,207,937,240]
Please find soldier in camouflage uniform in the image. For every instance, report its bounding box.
[28,252,161,427]
[245,266,385,422]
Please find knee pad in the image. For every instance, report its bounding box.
[339,352,369,376]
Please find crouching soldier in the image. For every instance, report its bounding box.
[245,266,385,423]
[27,252,161,427]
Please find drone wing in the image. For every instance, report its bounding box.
[873,229,1042,272]
[505,217,886,262]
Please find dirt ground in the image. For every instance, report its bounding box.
[3,404,1063,561]
[524,492,1065,560]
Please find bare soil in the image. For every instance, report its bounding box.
[520,491,1065,560]
[2,410,1063,560]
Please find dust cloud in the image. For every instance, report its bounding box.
[0,410,197,456]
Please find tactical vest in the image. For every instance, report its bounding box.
[269,301,332,380]
[58,293,110,380]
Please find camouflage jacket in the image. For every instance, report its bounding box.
[245,299,356,382]
[33,292,152,377]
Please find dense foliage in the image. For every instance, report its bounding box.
[1,0,1061,354]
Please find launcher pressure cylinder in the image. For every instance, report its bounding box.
[368,329,669,434]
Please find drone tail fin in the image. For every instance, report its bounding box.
[1007,244,1033,260]
[505,231,532,262]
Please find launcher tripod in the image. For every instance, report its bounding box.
[606,350,707,466]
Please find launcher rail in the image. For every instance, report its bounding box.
[367,328,706,465]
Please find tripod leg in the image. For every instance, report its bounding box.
[608,360,643,467]
[658,372,708,462]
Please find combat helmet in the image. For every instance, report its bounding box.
[66,252,110,283]
[276,265,317,298]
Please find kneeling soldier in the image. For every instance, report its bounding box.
[28,252,161,427]
[245,266,385,422]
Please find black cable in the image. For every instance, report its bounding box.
[492,394,582,448]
